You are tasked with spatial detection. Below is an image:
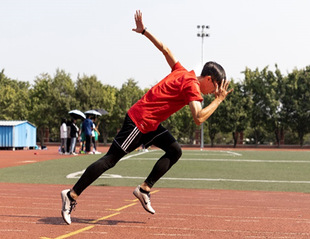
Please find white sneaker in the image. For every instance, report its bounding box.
[94,151,102,154]
[133,185,155,214]
[61,189,77,225]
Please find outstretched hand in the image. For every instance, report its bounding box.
[132,10,145,34]
[214,80,233,101]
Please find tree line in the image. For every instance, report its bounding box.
[0,65,309,147]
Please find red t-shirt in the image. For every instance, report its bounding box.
[127,62,203,133]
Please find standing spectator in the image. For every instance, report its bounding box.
[92,118,101,154]
[69,119,79,155]
[60,118,67,155]
[82,115,93,154]
[79,120,85,154]
[66,120,71,154]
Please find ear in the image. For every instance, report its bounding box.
[199,76,211,95]
[206,76,212,81]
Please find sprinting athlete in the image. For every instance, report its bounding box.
[61,10,233,225]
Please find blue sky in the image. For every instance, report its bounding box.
[1,0,309,89]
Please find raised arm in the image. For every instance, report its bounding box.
[132,10,177,69]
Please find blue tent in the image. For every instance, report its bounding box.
[0,121,36,149]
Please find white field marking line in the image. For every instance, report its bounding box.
[220,150,242,156]
[19,160,36,163]
[0,220,36,224]
[79,231,108,235]
[0,229,28,232]
[140,148,240,155]
[66,172,310,184]
[120,150,155,161]
[152,151,241,156]
[208,229,310,236]
[0,213,39,217]
[124,157,310,163]
[182,150,242,156]
[146,212,310,223]
[0,205,59,211]
[66,150,154,178]
[98,224,310,236]
[151,233,193,237]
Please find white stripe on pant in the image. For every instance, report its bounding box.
[121,127,140,151]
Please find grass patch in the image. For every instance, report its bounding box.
[0,149,310,192]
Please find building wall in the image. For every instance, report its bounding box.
[13,123,36,147]
[0,121,36,148]
[0,126,13,147]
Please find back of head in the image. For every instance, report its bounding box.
[201,61,226,84]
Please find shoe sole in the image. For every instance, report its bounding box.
[61,210,71,225]
[61,190,71,225]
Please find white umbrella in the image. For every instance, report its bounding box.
[95,109,109,115]
[84,110,102,116]
[69,110,86,119]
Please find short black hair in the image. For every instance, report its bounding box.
[200,61,226,84]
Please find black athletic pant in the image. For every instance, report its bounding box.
[73,115,182,196]
[85,135,91,152]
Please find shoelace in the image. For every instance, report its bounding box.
[69,201,77,214]
[145,193,151,204]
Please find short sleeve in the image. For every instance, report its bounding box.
[171,62,184,72]
[183,80,203,104]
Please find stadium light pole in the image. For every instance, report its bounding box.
[197,25,209,150]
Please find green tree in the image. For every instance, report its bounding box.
[0,69,31,120]
[281,67,310,146]
[163,106,198,144]
[113,79,144,128]
[98,85,118,144]
[29,73,53,146]
[75,75,119,144]
[203,95,221,147]
[243,66,282,145]
[49,69,77,138]
[29,69,76,145]
[217,80,249,147]
[76,74,105,111]
[266,66,283,146]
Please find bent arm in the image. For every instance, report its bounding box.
[189,80,233,125]
[132,10,177,69]
[189,99,222,125]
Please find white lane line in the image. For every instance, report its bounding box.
[66,173,310,184]
[151,233,193,237]
[221,150,242,156]
[120,150,154,161]
[125,158,310,163]
[0,229,28,232]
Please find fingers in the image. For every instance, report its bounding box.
[221,79,229,89]
[133,10,143,33]
[214,82,219,95]
[135,10,142,21]
[228,88,234,94]
[222,80,233,95]
[217,79,233,97]
[220,79,231,91]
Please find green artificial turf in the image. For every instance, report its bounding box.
[1,149,310,192]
